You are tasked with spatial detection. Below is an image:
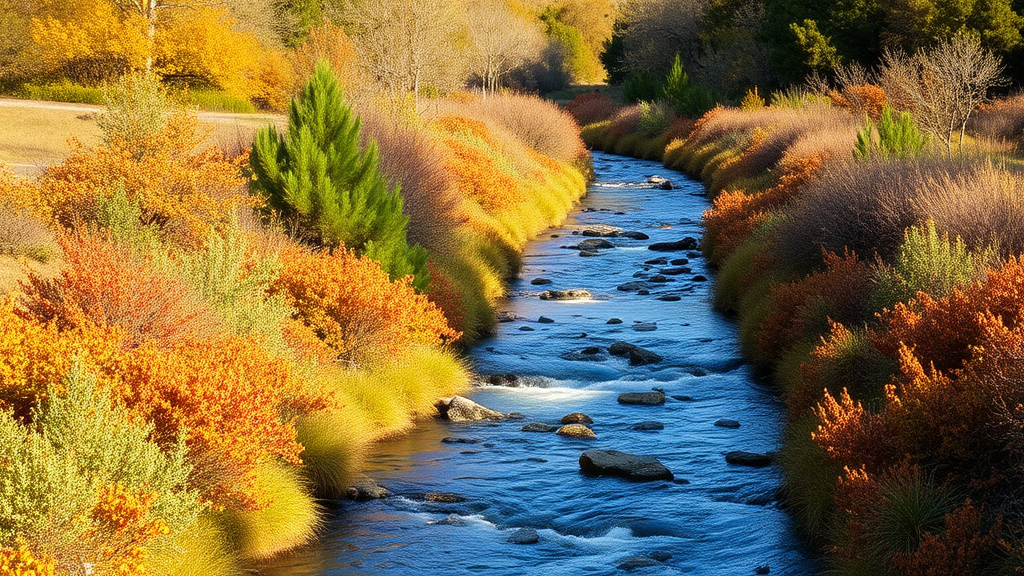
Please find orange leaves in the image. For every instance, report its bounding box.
[0,545,54,576]
[892,501,1002,576]
[113,334,328,509]
[830,84,888,121]
[19,230,220,349]
[271,249,459,365]
[36,112,249,247]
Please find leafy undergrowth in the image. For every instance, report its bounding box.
[0,68,587,574]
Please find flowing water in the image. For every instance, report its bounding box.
[262,152,820,576]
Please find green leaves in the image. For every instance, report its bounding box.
[854,106,929,161]
[250,62,430,290]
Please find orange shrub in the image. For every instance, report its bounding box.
[756,250,873,363]
[19,230,220,349]
[85,483,170,576]
[112,334,328,509]
[270,249,459,365]
[831,84,887,121]
[0,296,122,420]
[35,112,249,247]
[565,92,619,126]
[892,500,1001,576]
[0,545,55,576]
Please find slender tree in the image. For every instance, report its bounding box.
[249,62,429,289]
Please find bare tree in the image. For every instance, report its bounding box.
[466,0,545,98]
[879,35,1006,157]
[338,0,465,108]
[618,0,708,76]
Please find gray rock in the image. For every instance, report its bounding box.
[578,238,615,250]
[649,275,669,283]
[650,552,672,562]
[714,419,741,429]
[659,266,691,275]
[670,258,689,265]
[582,227,621,237]
[579,250,600,257]
[608,341,638,356]
[345,476,389,501]
[579,449,673,481]
[618,231,650,240]
[484,373,518,386]
[656,295,681,302]
[648,237,698,252]
[632,322,658,332]
[540,289,591,301]
[725,451,774,467]
[442,437,482,444]
[436,396,504,422]
[692,275,708,282]
[618,391,666,405]
[672,395,694,401]
[632,271,648,278]
[496,311,517,323]
[617,281,650,291]
[432,514,466,526]
[618,556,660,571]
[755,565,771,575]
[637,289,650,295]
[644,257,669,265]
[608,342,661,364]
[522,422,558,432]
[561,412,594,424]
[508,528,540,544]
[607,318,624,324]
[538,316,555,324]
[423,492,466,503]
[530,278,552,285]
[581,346,602,355]
[632,421,665,431]
[557,424,596,438]
[519,326,535,331]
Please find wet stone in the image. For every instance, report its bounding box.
[618,556,660,571]
[618,231,650,240]
[637,289,650,295]
[670,258,689,265]
[579,250,600,257]
[660,266,691,276]
[725,451,774,467]
[692,275,708,282]
[581,346,602,355]
[538,316,555,324]
[519,326,535,331]
[432,514,466,526]
[484,373,518,386]
[650,552,672,562]
[617,281,650,291]
[632,421,665,431]
[508,528,540,545]
[657,295,682,302]
[561,412,594,424]
[580,449,673,481]
[436,396,503,421]
[540,289,591,301]
[556,424,596,438]
[530,278,553,285]
[607,318,624,324]
[618,391,666,405]
[632,322,658,332]
[648,237,698,252]
[577,238,615,250]
[442,437,482,444]
[522,422,558,433]
[715,419,741,429]
[345,476,389,501]
[645,257,669,265]
[496,311,517,323]
[632,271,648,278]
[672,395,694,401]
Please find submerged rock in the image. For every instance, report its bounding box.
[648,237,698,252]
[423,492,467,503]
[530,277,553,285]
[561,412,594,424]
[540,289,591,301]
[617,281,650,291]
[607,318,624,324]
[432,514,467,526]
[496,311,517,323]
[632,322,658,332]
[436,396,503,422]
[538,316,555,324]
[670,258,689,265]
[618,231,650,240]
[557,424,597,438]
[644,257,669,265]
[714,419,741,429]
[577,238,615,250]
[522,422,558,433]
[631,421,665,431]
[618,391,666,405]
[508,528,540,544]
[725,451,774,467]
[618,556,660,571]
[656,295,682,302]
[608,341,663,365]
[659,266,691,276]
[579,449,673,481]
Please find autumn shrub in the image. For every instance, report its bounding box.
[830,83,887,121]
[35,111,249,248]
[112,334,328,510]
[0,362,204,574]
[565,92,618,126]
[969,93,1024,145]
[360,112,466,256]
[873,221,997,311]
[270,249,458,366]
[430,115,526,213]
[250,63,428,288]
[97,72,172,156]
[19,230,220,349]
[754,251,874,366]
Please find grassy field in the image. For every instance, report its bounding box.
[0,99,282,173]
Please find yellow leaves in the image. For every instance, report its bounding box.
[0,545,54,576]
[27,0,148,76]
[156,6,262,96]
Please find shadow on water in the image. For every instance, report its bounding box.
[258,152,821,576]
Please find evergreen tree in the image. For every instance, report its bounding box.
[250,62,429,289]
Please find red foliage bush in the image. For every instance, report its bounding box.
[564,92,619,126]
[19,230,220,349]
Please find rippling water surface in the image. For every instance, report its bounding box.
[261,152,820,576]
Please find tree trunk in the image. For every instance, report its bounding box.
[145,0,156,72]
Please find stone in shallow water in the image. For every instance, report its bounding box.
[577,238,615,250]
[715,418,741,429]
[618,231,650,240]
[670,258,689,265]
[431,514,467,526]
[441,437,482,444]
[557,424,596,438]
[618,391,666,405]
[508,528,540,544]
[422,492,467,503]
[644,257,669,265]
[632,322,658,332]
[692,275,708,282]
[345,476,389,501]
[579,449,673,481]
[538,316,555,324]
[659,266,691,276]
[617,556,660,571]
[540,289,591,301]
[530,277,552,285]
[656,295,681,302]
[725,451,774,467]
[561,412,594,424]
[435,396,503,422]
[607,318,624,324]
[632,421,664,431]
[617,281,650,291]
[648,237,698,251]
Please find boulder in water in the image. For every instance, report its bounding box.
[522,422,558,433]
[557,424,596,439]
[508,528,540,544]
[714,418,740,429]
[632,421,665,431]
[530,277,552,285]
[345,476,389,501]
[435,396,503,422]
[725,451,774,467]
[577,238,615,250]
[561,412,594,424]
[618,391,666,405]
[579,449,673,481]
[540,289,591,301]
[648,237,698,252]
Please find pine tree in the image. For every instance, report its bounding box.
[249,62,429,289]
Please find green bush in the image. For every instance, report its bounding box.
[662,54,717,117]
[14,81,105,104]
[250,62,429,289]
[873,220,996,310]
[0,361,204,561]
[623,72,662,104]
[854,106,928,161]
[97,72,172,157]
[637,101,670,137]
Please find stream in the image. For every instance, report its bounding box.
[261,152,820,575]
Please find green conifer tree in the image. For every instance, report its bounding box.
[250,62,429,289]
